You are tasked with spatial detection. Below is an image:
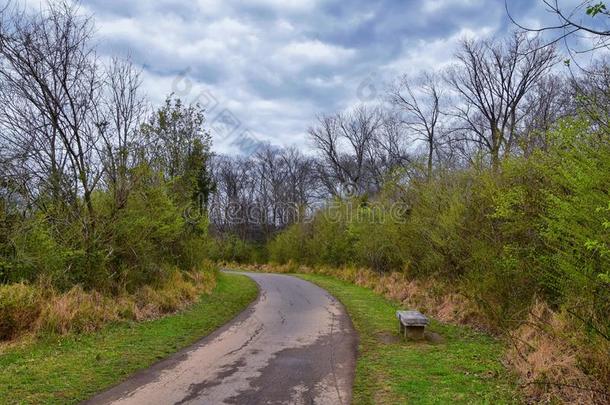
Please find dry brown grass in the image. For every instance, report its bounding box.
[37,286,122,335]
[232,262,609,404]
[506,301,609,404]
[232,262,480,326]
[0,263,218,342]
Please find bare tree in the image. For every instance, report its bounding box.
[209,156,253,239]
[309,105,383,195]
[0,1,102,243]
[375,112,411,169]
[208,147,318,242]
[519,74,571,155]
[570,58,610,131]
[446,32,557,169]
[98,57,148,209]
[389,73,445,180]
[279,147,318,209]
[254,146,285,238]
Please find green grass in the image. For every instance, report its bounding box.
[0,273,258,404]
[298,274,522,405]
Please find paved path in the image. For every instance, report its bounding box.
[85,272,358,405]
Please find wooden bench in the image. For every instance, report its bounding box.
[396,310,428,340]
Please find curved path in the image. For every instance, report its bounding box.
[85,272,358,405]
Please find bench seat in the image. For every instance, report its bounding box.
[396,310,428,340]
[396,310,429,326]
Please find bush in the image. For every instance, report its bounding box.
[101,170,185,292]
[308,199,355,267]
[8,216,70,285]
[0,283,41,339]
[268,223,310,264]
[348,204,405,272]
[208,234,266,264]
[1,160,218,295]
[536,119,610,342]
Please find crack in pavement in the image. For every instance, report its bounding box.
[223,323,264,357]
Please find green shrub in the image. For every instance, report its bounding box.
[9,217,66,284]
[209,234,265,264]
[348,204,405,272]
[268,223,310,264]
[308,200,355,267]
[536,119,610,339]
[0,283,41,339]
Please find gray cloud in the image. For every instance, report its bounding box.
[76,0,554,154]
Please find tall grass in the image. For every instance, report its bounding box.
[0,263,217,342]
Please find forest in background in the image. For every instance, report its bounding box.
[0,1,608,403]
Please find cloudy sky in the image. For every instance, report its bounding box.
[72,0,573,154]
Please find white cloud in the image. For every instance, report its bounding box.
[381,25,496,77]
[274,40,356,68]
[306,74,344,88]
[422,0,484,14]
[245,0,321,12]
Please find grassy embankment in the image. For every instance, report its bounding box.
[299,273,522,405]
[0,273,258,404]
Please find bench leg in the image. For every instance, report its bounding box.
[405,326,425,340]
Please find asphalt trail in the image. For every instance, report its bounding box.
[84,271,358,405]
